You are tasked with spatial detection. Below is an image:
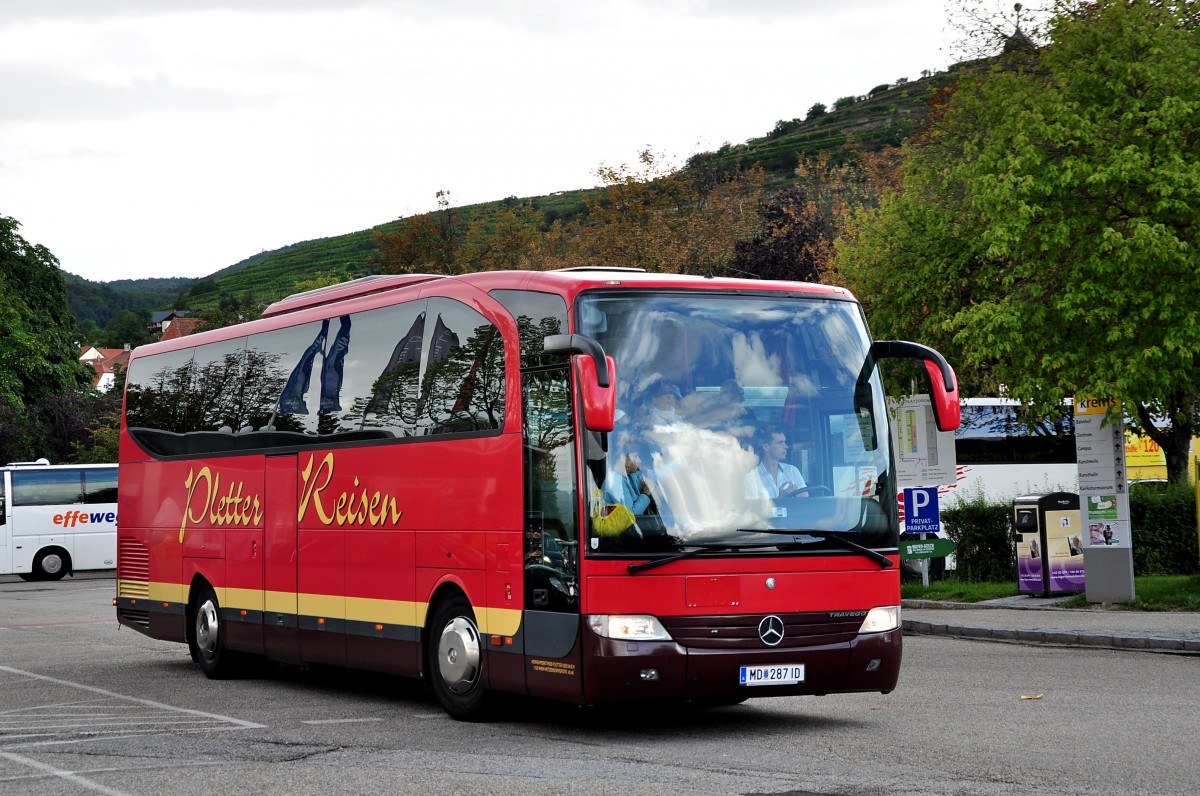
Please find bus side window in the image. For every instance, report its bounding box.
[84,468,118,504]
[419,298,506,436]
[12,469,84,506]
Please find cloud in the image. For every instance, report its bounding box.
[0,67,273,124]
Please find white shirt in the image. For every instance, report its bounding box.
[744,461,806,499]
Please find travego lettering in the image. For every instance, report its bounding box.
[298,452,404,528]
[53,510,117,527]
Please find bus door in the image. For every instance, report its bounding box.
[263,454,300,662]
[223,460,265,656]
[520,365,584,701]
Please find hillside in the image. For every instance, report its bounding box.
[76,65,962,316]
[64,272,193,328]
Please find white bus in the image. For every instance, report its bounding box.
[0,460,118,581]
[944,398,1078,506]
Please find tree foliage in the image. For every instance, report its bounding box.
[835,0,1200,481]
[573,149,766,274]
[718,187,833,282]
[0,215,88,411]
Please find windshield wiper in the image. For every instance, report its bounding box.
[735,528,894,569]
[627,542,784,575]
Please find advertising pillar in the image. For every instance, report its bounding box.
[1073,397,1135,603]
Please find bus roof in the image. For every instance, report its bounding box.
[137,268,857,360]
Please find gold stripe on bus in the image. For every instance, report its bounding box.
[139,581,522,636]
[264,590,297,615]
[223,587,263,610]
[148,581,188,604]
[298,592,346,620]
[346,596,419,627]
[480,606,522,637]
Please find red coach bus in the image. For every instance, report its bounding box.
[115,268,958,719]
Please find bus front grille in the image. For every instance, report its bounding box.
[661,612,863,650]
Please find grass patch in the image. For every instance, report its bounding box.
[1118,575,1200,612]
[905,574,1200,611]
[901,577,1018,603]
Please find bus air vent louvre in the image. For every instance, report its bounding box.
[659,613,861,650]
[118,609,151,629]
[117,538,151,597]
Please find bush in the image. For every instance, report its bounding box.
[937,482,1198,581]
[1129,481,1199,576]
[941,491,1016,582]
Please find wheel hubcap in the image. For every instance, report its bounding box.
[41,554,63,575]
[196,599,220,657]
[437,616,481,694]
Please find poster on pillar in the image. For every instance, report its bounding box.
[889,395,957,490]
[1073,396,1131,549]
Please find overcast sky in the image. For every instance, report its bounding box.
[1,1,964,283]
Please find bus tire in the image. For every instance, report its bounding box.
[427,594,489,720]
[189,586,241,679]
[34,548,70,581]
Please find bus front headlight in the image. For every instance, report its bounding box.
[858,605,900,634]
[587,614,672,641]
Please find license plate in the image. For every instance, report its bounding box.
[738,664,805,686]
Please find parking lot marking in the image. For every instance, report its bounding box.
[0,665,265,730]
[301,718,384,724]
[0,750,132,796]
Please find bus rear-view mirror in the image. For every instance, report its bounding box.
[870,340,961,432]
[543,334,617,432]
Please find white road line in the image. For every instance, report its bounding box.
[300,718,384,724]
[0,750,132,796]
[0,665,266,729]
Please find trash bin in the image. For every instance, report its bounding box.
[1012,493,1086,597]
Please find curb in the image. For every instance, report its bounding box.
[902,619,1200,654]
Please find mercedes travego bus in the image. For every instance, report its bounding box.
[1,460,118,580]
[115,268,958,719]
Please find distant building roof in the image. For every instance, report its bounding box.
[85,348,132,392]
[161,317,202,341]
[149,309,193,325]
[1003,26,1036,55]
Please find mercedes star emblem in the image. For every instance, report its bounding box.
[758,614,785,647]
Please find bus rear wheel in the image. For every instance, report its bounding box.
[189,586,241,679]
[34,548,70,581]
[427,594,489,720]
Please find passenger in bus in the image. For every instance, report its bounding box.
[744,426,809,499]
[643,380,683,426]
[684,379,755,437]
[604,449,655,516]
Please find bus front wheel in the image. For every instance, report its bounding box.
[189,586,240,679]
[34,548,70,581]
[427,594,489,720]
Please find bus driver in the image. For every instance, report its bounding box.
[744,426,809,500]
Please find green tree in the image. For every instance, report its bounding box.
[836,1,1200,481]
[100,309,151,348]
[0,215,88,411]
[76,318,103,346]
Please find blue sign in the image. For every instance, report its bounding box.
[903,487,941,535]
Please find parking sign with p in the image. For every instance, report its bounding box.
[903,486,941,535]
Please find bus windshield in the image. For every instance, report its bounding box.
[578,291,896,557]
